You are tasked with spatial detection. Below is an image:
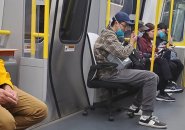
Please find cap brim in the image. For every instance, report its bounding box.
[125,21,134,25]
[142,26,149,31]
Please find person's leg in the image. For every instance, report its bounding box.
[155,58,172,81]
[7,87,48,130]
[0,106,16,130]
[170,59,184,82]
[153,59,167,93]
[108,69,158,114]
[107,69,167,128]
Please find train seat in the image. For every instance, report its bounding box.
[84,32,138,121]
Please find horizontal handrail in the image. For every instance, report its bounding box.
[33,32,45,38]
[0,30,11,35]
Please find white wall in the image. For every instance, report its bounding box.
[2,0,24,62]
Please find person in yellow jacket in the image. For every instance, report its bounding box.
[0,59,48,130]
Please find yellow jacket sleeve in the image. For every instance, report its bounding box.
[0,59,14,89]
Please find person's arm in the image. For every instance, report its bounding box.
[103,32,135,60]
[0,59,14,89]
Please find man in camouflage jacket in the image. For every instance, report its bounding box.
[94,11,167,129]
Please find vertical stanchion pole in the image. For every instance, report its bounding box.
[134,0,141,48]
[167,0,174,48]
[31,0,36,58]
[43,0,50,59]
[106,0,111,27]
[150,0,161,72]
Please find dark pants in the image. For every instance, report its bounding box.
[145,58,173,94]
[168,59,184,82]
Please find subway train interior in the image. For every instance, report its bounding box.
[0,0,185,129]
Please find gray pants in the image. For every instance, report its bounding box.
[106,69,159,115]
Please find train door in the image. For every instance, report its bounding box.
[49,0,91,117]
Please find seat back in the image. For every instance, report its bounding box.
[87,33,99,81]
[87,32,99,65]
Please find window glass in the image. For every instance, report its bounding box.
[161,0,185,42]
[59,0,89,44]
[111,0,124,5]
[24,1,44,43]
[24,0,51,57]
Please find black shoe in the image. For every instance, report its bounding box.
[156,92,175,102]
[139,115,167,129]
[165,81,184,93]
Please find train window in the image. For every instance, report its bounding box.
[111,0,124,5]
[24,1,44,43]
[161,0,185,42]
[59,0,89,44]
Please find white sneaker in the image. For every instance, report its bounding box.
[139,115,167,129]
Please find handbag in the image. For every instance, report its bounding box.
[129,49,146,70]
[157,48,171,60]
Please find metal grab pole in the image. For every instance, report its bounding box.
[167,0,174,48]
[43,0,50,59]
[106,0,111,27]
[31,0,36,58]
[150,0,161,72]
[134,0,141,48]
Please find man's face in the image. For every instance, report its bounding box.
[161,28,167,33]
[116,21,128,32]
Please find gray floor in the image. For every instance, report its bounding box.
[34,92,185,130]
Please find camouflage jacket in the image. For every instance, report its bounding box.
[94,26,134,79]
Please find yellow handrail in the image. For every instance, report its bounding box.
[31,0,49,59]
[33,33,45,38]
[134,0,141,48]
[31,0,36,57]
[0,30,11,35]
[44,0,50,59]
[150,0,161,72]
[167,0,174,48]
[106,0,111,27]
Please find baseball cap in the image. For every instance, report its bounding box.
[114,11,134,25]
[139,23,149,31]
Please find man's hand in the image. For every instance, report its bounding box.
[0,85,18,106]
[130,33,137,45]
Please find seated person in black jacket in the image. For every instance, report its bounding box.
[157,23,184,93]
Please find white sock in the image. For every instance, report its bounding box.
[140,115,150,120]
[129,104,138,110]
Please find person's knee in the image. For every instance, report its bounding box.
[34,102,48,122]
[153,72,159,82]
[33,102,48,122]
[147,71,159,81]
[0,115,16,130]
